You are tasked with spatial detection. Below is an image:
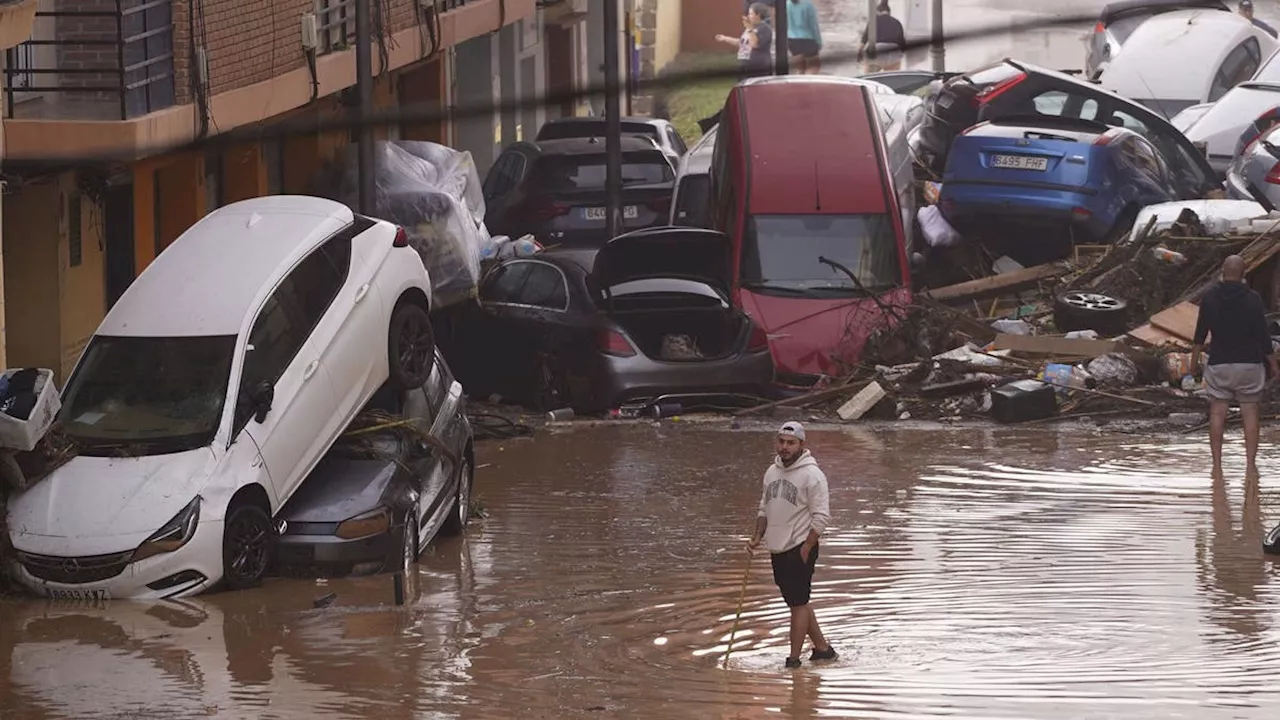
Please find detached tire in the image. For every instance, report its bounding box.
[388,301,435,390]
[223,503,272,591]
[1053,291,1130,336]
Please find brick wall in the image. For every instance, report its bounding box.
[179,0,433,102]
[55,0,119,103]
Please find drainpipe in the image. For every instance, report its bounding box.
[603,0,622,239]
[355,0,376,215]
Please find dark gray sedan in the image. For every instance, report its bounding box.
[273,349,474,579]
[444,227,776,414]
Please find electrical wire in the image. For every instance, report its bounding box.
[468,413,534,440]
[2,11,1113,168]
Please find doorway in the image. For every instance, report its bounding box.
[103,181,135,308]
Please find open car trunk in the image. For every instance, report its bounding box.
[609,293,748,362]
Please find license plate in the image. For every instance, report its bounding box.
[991,154,1049,171]
[582,206,639,221]
[47,588,110,603]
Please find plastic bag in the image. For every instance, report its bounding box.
[918,205,963,248]
[1087,353,1138,387]
[313,140,492,310]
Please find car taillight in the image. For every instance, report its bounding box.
[528,200,571,221]
[975,72,1028,105]
[393,227,409,247]
[1094,132,1116,146]
[746,322,770,352]
[596,328,636,357]
[1093,21,1105,33]
[1071,207,1092,219]
[1265,162,1280,185]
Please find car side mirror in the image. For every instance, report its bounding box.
[250,381,274,424]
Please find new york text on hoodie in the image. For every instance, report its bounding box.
[757,449,830,554]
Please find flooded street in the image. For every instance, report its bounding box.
[5,423,1280,718]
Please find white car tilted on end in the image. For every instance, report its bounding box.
[5,195,437,599]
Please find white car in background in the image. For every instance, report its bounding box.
[6,196,437,600]
[1227,123,1280,210]
[1097,9,1278,118]
[1174,81,1280,175]
[670,125,716,228]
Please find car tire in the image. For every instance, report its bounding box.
[400,511,420,598]
[223,502,272,591]
[388,301,435,390]
[441,458,473,537]
[1053,291,1130,337]
[532,350,572,412]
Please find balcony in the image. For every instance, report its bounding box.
[4,0,175,121]
[315,0,478,55]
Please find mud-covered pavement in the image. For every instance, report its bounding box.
[4,422,1280,718]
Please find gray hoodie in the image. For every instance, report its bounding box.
[757,450,831,554]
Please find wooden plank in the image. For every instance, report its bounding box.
[925,262,1070,304]
[1149,301,1200,342]
[1128,323,1191,348]
[837,382,886,420]
[991,333,1119,359]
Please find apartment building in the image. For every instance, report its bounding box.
[0,0,570,382]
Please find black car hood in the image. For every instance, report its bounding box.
[278,455,400,523]
[593,227,733,294]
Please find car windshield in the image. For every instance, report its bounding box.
[741,214,903,296]
[529,152,674,192]
[673,174,711,227]
[58,335,236,456]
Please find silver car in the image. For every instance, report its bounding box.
[1226,123,1280,209]
[1084,0,1229,80]
[670,126,716,228]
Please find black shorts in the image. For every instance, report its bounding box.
[771,543,819,607]
[789,39,820,58]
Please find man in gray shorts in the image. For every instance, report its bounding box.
[1192,255,1279,480]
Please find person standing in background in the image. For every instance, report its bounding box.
[1191,255,1278,482]
[859,0,906,71]
[716,3,774,79]
[787,0,823,74]
[1241,1,1278,39]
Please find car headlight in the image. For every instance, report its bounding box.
[335,507,391,540]
[133,496,201,563]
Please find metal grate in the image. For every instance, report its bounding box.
[17,549,134,584]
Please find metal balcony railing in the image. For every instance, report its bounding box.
[4,0,175,120]
[315,0,476,55]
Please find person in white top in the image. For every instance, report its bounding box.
[747,421,837,669]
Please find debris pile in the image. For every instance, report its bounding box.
[735,207,1280,426]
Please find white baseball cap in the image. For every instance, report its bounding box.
[778,421,806,441]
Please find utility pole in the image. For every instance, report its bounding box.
[355,0,376,215]
[603,0,623,239]
[774,0,788,76]
[930,0,945,72]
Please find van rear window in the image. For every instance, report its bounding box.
[529,152,674,193]
[740,214,902,296]
[673,175,711,228]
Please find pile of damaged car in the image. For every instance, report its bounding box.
[0,143,490,600]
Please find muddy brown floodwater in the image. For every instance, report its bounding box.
[4,422,1280,718]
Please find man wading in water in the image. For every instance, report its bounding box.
[747,422,838,669]
[1192,255,1279,480]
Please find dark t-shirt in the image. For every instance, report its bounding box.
[1193,281,1273,365]
[749,22,774,69]
[861,14,906,49]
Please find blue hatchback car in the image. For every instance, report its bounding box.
[940,117,1177,256]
